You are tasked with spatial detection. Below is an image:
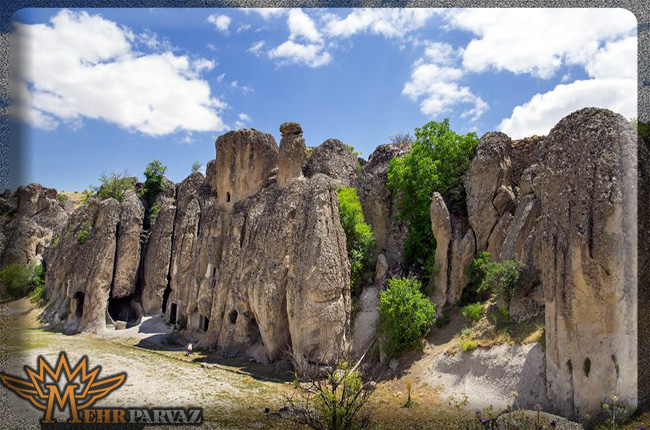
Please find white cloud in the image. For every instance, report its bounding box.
[207,14,231,33]
[231,80,253,94]
[288,9,322,43]
[241,8,287,20]
[445,8,637,79]
[402,41,488,121]
[586,36,636,79]
[247,40,266,56]
[234,112,252,129]
[268,40,331,68]
[323,8,439,39]
[13,9,227,136]
[216,73,226,83]
[498,78,636,138]
[237,23,251,33]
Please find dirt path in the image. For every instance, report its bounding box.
[1,299,290,429]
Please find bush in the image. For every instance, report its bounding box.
[460,339,478,352]
[387,119,478,285]
[142,160,168,229]
[461,302,483,322]
[466,253,537,314]
[0,263,44,299]
[77,229,90,245]
[191,161,201,173]
[57,194,68,204]
[337,187,376,298]
[379,277,436,357]
[148,201,162,226]
[95,171,135,202]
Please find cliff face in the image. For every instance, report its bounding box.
[37,124,351,365]
[428,108,637,419]
[1,109,637,419]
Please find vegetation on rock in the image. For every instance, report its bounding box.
[379,277,436,357]
[0,263,45,302]
[387,119,478,285]
[95,171,136,202]
[191,161,201,173]
[141,160,168,229]
[337,186,376,298]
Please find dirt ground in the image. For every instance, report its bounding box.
[2,298,620,430]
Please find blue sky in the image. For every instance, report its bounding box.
[9,8,637,192]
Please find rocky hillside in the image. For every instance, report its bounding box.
[0,108,638,420]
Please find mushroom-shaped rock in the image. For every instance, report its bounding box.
[278,122,306,188]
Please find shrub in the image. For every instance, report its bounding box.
[460,339,478,352]
[142,160,168,229]
[95,171,135,202]
[379,277,436,357]
[345,144,359,157]
[77,229,90,245]
[148,201,162,226]
[29,284,47,307]
[387,119,478,285]
[337,187,376,298]
[57,194,68,204]
[0,263,44,299]
[389,132,414,145]
[461,302,483,322]
[191,161,201,173]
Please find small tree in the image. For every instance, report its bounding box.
[95,171,135,202]
[281,353,376,430]
[389,132,414,145]
[387,119,478,285]
[141,160,168,229]
[191,161,202,173]
[379,277,436,357]
[0,263,45,299]
[337,187,376,298]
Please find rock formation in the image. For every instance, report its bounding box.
[357,143,410,276]
[0,108,638,420]
[535,108,637,418]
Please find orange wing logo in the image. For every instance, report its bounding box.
[0,352,126,423]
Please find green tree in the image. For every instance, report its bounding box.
[387,119,478,284]
[0,263,45,300]
[95,171,135,202]
[337,187,376,298]
[379,277,436,357]
[191,161,202,173]
[141,160,168,229]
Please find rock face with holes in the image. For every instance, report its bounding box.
[160,127,350,364]
[41,198,121,333]
[535,108,637,419]
[111,190,145,299]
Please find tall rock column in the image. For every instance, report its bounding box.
[536,108,637,419]
[277,122,306,188]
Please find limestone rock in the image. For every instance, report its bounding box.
[487,212,513,261]
[111,190,144,298]
[535,108,637,418]
[357,143,411,275]
[465,132,512,251]
[207,129,278,210]
[304,139,358,187]
[278,123,306,188]
[430,192,452,308]
[447,228,476,304]
[493,185,517,216]
[499,194,541,264]
[374,253,388,285]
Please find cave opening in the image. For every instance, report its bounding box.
[108,295,142,328]
[162,277,172,314]
[73,291,84,319]
[228,309,238,324]
[200,314,210,332]
[169,302,178,325]
[226,192,231,203]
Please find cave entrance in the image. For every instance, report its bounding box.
[228,309,238,324]
[200,314,210,332]
[169,302,178,325]
[73,292,84,319]
[108,295,142,328]
[226,192,231,203]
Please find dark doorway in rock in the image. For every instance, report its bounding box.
[162,280,172,314]
[108,295,142,328]
[200,314,209,332]
[226,192,231,203]
[73,292,84,319]
[228,309,238,324]
[170,302,178,325]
